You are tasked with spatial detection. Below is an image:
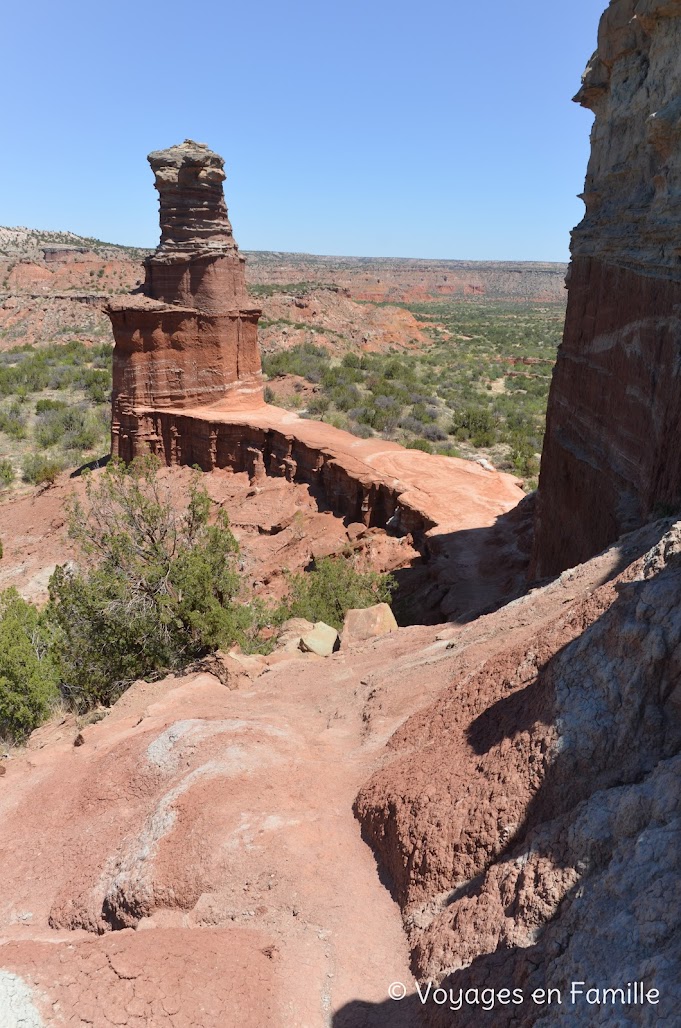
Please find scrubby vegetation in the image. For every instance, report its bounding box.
[0,458,395,742]
[283,556,395,632]
[0,340,112,483]
[49,457,254,708]
[0,589,59,743]
[261,300,563,485]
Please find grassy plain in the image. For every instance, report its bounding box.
[0,296,565,494]
[263,297,565,487]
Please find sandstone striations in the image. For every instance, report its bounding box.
[108,140,264,462]
[353,517,681,1026]
[531,0,681,578]
[104,142,528,622]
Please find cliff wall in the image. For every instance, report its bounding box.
[531,0,681,578]
[354,515,681,1026]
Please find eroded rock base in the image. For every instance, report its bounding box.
[114,401,530,621]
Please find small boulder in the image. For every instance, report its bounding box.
[197,650,261,689]
[310,537,344,561]
[346,522,368,541]
[299,621,340,657]
[226,649,268,675]
[279,618,316,637]
[275,618,316,653]
[341,603,398,648]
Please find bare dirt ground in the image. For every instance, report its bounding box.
[0,505,653,1026]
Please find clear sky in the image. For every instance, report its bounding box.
[2,0,605,261]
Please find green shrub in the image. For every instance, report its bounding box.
[0,459,13,488]
[307,396,330,417]
[47,457,255,708]
[282,556,395,631]
[406,438,434,453]
[349,422,373,439]
[0,589,59,743]
[35,398,68,414]
[22,453,65,485]
[262,342,330,383]
[34,405,107,454]
[0,402,27,439]
[510,439,539,478]
[82,369,110,404]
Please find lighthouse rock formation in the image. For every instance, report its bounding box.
[103,139,528,622]
[108,140,263,461]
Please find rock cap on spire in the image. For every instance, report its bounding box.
[147,139,237,258]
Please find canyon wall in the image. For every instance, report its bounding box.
[345,4,681,1022]
[353,515,681,1026]
[108,140,263,462]
[531,0,681,578]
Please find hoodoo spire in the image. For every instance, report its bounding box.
[107,140,263,461]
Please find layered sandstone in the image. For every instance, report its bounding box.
[108,140,263,461]
[531,0,681,578]
[119,402,528,621]
[103,144,530,620]
[353,516,681,1025]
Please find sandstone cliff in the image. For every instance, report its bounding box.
[353,517,681,1024]
[531,0,681,578]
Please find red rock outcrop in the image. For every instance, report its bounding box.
[531,0,681,578]
[2,496,679,1025]
[102,143,531,622]
[108,140,264,461]
[353,515,681,1025]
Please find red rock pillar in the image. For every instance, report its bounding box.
[107,140,264,460]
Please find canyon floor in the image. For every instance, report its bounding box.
[1,460,679,1025]
[1,231,679,1028]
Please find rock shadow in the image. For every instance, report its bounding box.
[348,517,681,1026]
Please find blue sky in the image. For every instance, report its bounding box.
[3,0,605,260]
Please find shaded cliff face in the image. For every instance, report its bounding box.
[531,0,681,579]
[353,517,681,1026]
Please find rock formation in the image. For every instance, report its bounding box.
[354,520,681,1027]
[4,14,681,1013]
[2,499,679,1025]
[531,0,681,578]
[108,140,264,461]
[101,141,530,622]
